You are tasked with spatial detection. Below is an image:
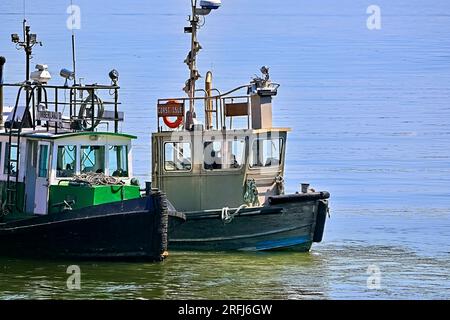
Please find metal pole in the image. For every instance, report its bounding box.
[24,22,30,81]
[71,34,77,85]
[0,56,6,128]
[24,21,32,128]
[189,0,198,114]
[114,88,118,133]
[90,89,95,131]
[55,89,58,134]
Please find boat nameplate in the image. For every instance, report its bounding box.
[158,100,185,117]
[37,110,62,123]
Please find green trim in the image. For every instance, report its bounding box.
[51,131,136,140]
[48,184,141,214]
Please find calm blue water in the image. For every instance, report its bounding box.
[0,0,449,299]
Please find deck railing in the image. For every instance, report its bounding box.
[157,85,251,131]
[0,82,122,134]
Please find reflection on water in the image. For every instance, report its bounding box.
[1,231,449,299]
[0,252,329,300]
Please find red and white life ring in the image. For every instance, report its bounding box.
[163,115,183,128]
[162,100,184,128]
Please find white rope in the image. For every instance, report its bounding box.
[71,172,124,186]
[221,204,247,224]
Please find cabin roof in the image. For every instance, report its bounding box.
[0,129,137,140]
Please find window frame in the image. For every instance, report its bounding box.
[202,138,246,171]
[3,142,18,175]
[80,145,106,174]
[56,144,78,178]
[108,145,129,177]
[249,137,284,169]
[38,144,50,178]
[163,141,193,172]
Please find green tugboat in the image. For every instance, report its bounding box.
[0,21,173,261]
[151,1,330,251]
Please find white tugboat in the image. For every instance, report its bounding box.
[151,1,330,251]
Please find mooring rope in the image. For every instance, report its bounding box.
[221,204,247,224]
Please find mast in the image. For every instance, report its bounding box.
[188,0,197,113]
[11,20,42,82]
[0,56,5,128]
[184,0,221,128]
[11,20,42,126]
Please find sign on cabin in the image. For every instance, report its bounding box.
[37,110,62,122]
[158,100,184,117]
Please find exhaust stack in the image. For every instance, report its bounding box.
[205,71,213,129]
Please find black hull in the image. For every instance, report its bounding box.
[0,192,170,261]
[168,192,329,252]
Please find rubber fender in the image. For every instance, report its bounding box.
[313,200,328,243]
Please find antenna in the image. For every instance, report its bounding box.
[23,0,26,22]
[71,33,77,85]
[70,0,77,85]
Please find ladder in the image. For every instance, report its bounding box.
[5,129,21,213]
[4,85,32,213]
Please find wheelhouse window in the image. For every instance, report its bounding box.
[164,142,192,171]
[81,145,105,174]
[250,138,283,168]
[204,141,223,170]
[38,145,49,178]
[204,139,245,170]
[109,145,129,177]
[4,143,18,175]
[56,145,76,177]
[227,139,245,169]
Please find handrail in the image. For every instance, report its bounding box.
[157,84,253,131]
[157,84,249,103]
[0,83,120,90]
[1,82,122,134]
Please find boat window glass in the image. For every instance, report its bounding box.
[227,139,245,169]
[164,142,192,171]
[56,145,77,177]
[3,143,18,175]
[204,141,223,170]
[203,139,245,170]
[109,145,129,177]
[38,145,49,178]
[81,145,105,174]
[250,138,283,168]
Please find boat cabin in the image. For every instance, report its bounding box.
[0,76,139,218]
[152,72,291,212]
[0,131,136,215]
